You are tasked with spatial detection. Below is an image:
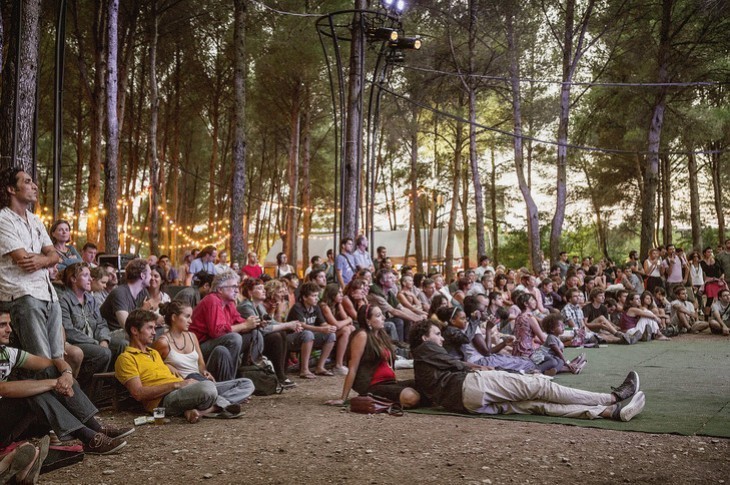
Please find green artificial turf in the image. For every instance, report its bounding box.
[408,337,730,437]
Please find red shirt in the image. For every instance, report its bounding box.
[189,292,244,343]
[241,264,263,279]
[369,350,396,386]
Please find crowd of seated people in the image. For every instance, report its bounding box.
[2,162,729,480]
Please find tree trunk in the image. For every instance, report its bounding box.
[230,0,247,263]
[73,91,84,238]
[687,151,702,251]
[284,84,301,270]
[490,146,499,265]
[445,115,463,282]
[660,153,672,245]
[460,164,470,271]
[0,0,41,174]
[342,0,366,240]
[639,0,670,259]
[711,147,725,245]
[409,107,423,272]
[169,45,181,260]
[147,2,160,256]
[208,79,220,231]
[104,0,120,254]
[549,0,596,263]
[507,6,541,273]
[467,0,486,259]
[301,102,312,274]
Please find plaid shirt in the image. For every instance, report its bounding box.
[561,303,585,328]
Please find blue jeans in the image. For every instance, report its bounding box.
[214,379,255,408]
[75,343,113,389]
[9,295,64,361]
[161,380,218,416]
[200,333,243,382]
[0,381,98,444]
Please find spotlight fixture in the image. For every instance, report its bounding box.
[381,0,406,13]
[390,37,421,50]
[367,27,398,42]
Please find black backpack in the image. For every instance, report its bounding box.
[237,364,283,396]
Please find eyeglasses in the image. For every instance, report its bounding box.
[219,285,238,290]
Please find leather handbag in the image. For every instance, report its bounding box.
[349,394,403,416]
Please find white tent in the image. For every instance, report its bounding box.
[263,229,461,269]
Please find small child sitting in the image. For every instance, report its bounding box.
[530,314,586,376]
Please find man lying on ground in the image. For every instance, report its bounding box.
[410,320,645,421]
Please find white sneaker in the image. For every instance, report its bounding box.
[332,366,349,376]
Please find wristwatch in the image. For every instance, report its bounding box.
[62,368,73,375]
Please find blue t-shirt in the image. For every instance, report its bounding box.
[335,253,357,285]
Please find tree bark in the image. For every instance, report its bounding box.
[445,113,463,282]
[147,1,160,256]
[549,0,596,263]
[104,0,120,254]
[490,146,499,266]
[409,106,423,272]
[73,91,84,238]
[687,151,702,251]
[467,0,486,259]
[284,84,301,270]
[230,0,248,263]
[639,0,670,259]
[460,164,470,271]
[301,101,312,275]
[660,153,672,245]
[208,72,221,231]
[342,0,366,241]
[0,0,42,174]
[507,6,542,273]
[710,146,725,245]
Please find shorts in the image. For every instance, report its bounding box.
[366,379,416,403]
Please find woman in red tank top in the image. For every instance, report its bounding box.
[325,305,421,408]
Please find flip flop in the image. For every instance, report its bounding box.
[0,443,36,483]
[315,370,334,377]
[17,435,50,485]
[299,373,317,379]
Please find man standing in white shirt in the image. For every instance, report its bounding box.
[352,235,375,272]
[0,168,70,385]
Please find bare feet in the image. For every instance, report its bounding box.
[655,334,671,341]
[184,409,201,423]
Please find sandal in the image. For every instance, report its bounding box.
[16,435,50,485]
[281,378,298,389]
[0,443,36,483]
[315,370,334,377]
[299,372,317,379]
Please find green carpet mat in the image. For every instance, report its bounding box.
[408,337,730,438]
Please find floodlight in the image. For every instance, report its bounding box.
[390,37,421,50]
[367,27,398,42]
[396,0,405,13]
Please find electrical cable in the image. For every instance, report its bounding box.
[399,64,729,88]
[377,83,729,156]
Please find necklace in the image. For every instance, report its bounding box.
[169,331,187,351]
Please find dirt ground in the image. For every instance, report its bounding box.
[42,364,730,485]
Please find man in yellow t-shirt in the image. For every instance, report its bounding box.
[115,309,217,423]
